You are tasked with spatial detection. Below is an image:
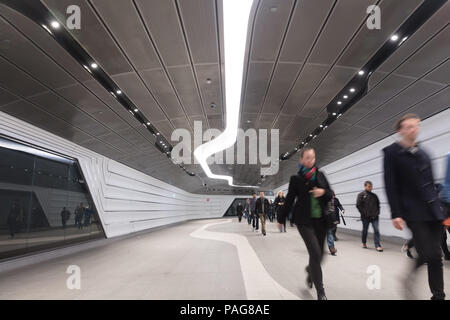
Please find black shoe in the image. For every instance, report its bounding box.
[305,267,312,289]
[318,294,327,300]
[406,249,414,259]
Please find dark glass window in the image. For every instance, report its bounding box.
[0,136,105,261]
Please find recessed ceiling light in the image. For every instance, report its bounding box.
[358,70,365,75]
[134,108,138,112]
[349,88,355,93]
[337,101,342,105]
[147,122,150,125]
[390,34,399,41]
[156,133,160,136]
[332,112,337,116]
[309,134,313,137]
[90,63,98,69]
[116,90,122,94]
[343,95,348,99]
[50,21,60,29]
[320,125,323,128]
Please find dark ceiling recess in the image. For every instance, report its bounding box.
[280,0,447,161]
[0,0,196,178]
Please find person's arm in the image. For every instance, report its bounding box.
[356,193,364,215]
[383,150,402,219]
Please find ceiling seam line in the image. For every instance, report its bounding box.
[131,0,197,134]
[239,0,262,129]
[0,52,140,150]
[305,26,450,145]
[86,0,179,134]
[0,12,160,150]
[267,0,339,130]
[254,0,298,128]
[213,0,225,131]
[173,0,213,131]
[352,58,449,129]
[0,82,125,155]
[280,0,384,136]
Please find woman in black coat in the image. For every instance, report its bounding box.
[277,147,332,300]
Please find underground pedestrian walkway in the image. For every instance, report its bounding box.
[0,218,449,300]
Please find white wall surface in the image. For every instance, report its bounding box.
[275,109,450,240]
[0,111,237,238]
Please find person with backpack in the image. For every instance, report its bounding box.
[356,181,383,252]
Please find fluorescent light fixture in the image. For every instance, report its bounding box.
[343,95,348,99]
[358,70,365,75]
[42,24,52,35]
[324,126,328,129]
[90,63,98,69]
[50,21,60,29]
[399,36,408,45]
[337,101,342,105]
[193,0,257,188]
[83,65,92,74]
[349,88,355,93]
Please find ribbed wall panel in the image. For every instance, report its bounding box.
[0,111,236,238]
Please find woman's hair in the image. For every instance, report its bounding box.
[300,147,315,158]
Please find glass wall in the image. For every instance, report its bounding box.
[223,198,248,217]
[0,136,105,261]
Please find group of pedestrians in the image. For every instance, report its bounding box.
[235,113,448,300]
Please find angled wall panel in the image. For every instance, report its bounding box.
[0,111,236,239]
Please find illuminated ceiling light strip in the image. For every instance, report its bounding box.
[193,0,257,188]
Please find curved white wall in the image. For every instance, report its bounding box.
[276,109,450,240]
[0,111,237,238]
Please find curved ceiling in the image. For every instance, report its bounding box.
[0,0,448,194]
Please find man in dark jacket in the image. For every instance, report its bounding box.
[356,181,382,251]
[274,191,287,232]
[250,193,258,231]
[383,113,446,300]
[236,202,244,223]
[255,192,270,236]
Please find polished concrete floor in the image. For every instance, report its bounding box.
[0,218,448,300]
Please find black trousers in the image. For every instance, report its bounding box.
[406,220,445,300]
[442,227,450,257]
[297,218,328,295]
[252,213,259,229]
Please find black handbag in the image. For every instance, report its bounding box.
[324,199,339,229]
